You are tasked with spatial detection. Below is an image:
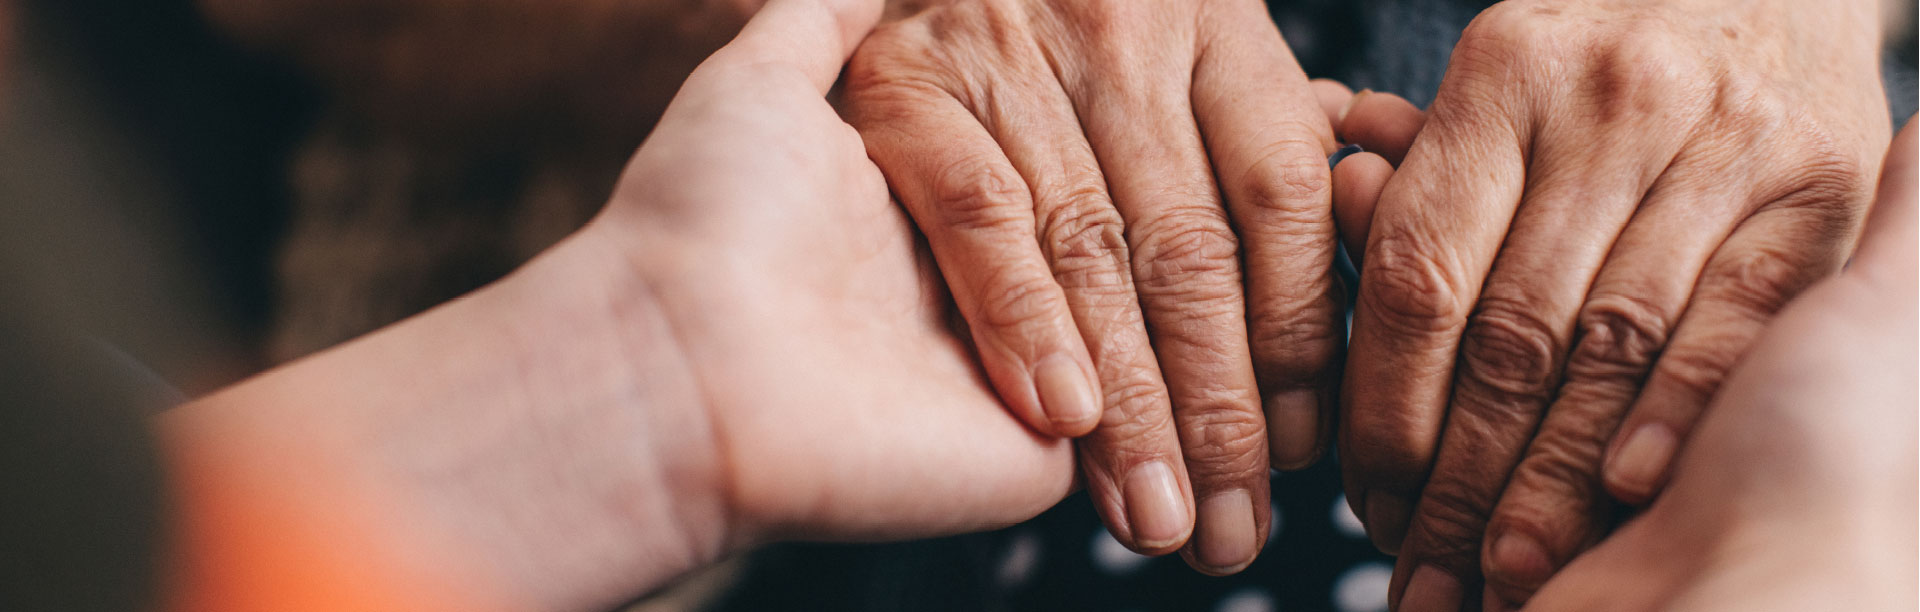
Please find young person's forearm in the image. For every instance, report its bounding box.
[159,229,729,611]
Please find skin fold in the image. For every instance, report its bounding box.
[166,0,1910,607]
[844,0,1344,573]
[164,2,1080,609]
[1516,115,1917,612]
[1338,94,1915,612]
[1332,1,1893,610]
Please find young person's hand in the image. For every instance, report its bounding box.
[164,2,1077,610]
[602,0,1078,548]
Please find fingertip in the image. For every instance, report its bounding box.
[1332,151,1393,253]
[711,0,883,94]
[1311,79,1357,134]
[1122,460,1195,553]
[1033,353,1102,437]
[1363,489,1411,555]
[1484,527,1554,594]
[1186,488,1261,575]
[1338,91,1425,166]
[1265,388,1323,470]
[1601,423,1676,504]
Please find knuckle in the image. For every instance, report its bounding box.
[1583,34,1707,122]
[975,266,1068,333]
[1177,404,1269,476]
[1710,89,1873,218]
[1059,0,1148,48]
[1038,197,1133,290]
[844,23,943,105]
[1129,210,1243,295]
[1454,3,1557,77]
[1358,232,1470,335]
[1248,301,1343,377]
[1412,481,1497,563]
[1097,378,1177,437]
[841,78,936,129]
[1767,145,1875,221]
[1509,429,1608,505]
[1456,298,1564,405]
[929,155,1032,232]
[1235,136,1334,220]
[1567,293,1672,381]
[1652,344,1741,404]
[1700,242,1819,318]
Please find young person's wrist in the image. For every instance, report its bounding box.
[160,225,737,611]
[455,226,738,606]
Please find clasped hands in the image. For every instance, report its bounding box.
[839,0,1891,606]
[166,0,1907,610]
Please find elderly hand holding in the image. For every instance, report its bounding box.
[1332,1,1894,609]
[843,0,1354,574]
[163,3,1077,610]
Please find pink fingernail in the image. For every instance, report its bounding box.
[1123,460,1191,550]
[1339,89,1374,124]
[1194,489,1258,572]
[1033,354,1099,432]
[1488,530,1552,588]
[1607,424,1677,498]
[1265,389,1321,470]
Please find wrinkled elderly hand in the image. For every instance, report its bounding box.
[1333,0,1893,609]
[843,0,1342,573]
[1520,117,1917,612]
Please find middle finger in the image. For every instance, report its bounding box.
[1059,4,1269,574]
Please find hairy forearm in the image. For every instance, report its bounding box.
[159,229,727,611]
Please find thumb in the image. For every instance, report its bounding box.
[1849,115,1918,291]
[693,0,883,95]
[1337,90,1425,166]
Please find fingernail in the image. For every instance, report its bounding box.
[1033,354,1100,432]
[1400,565,1463,612]
[1363,490,1410,555]
[1607,424,1677,497]
[1193,489,1258,572]
[1265,389,1321,470]
[1339,88,1374,124]
[1488,530,1552,588]
[1123,460,1190,549]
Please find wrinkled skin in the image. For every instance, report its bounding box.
[1519,116,1917,612]
[844,0,1342,573]
[1333,1,1892,609]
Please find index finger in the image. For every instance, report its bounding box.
[1339,101,1528,554]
